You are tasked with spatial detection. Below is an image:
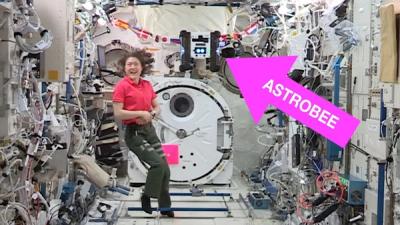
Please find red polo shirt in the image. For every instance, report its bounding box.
[112,76,157,125]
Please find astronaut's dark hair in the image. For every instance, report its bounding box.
[118,49,154,77]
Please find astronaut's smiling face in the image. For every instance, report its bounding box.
[125,57,143,81]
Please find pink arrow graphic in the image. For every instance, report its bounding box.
[226,56,360,148]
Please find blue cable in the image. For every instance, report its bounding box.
[305,155,322,174]
[116,185,130,192]
[108,187,129,196]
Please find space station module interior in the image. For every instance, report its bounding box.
[1,0,400,224]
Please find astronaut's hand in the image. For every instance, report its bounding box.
[138,111,152,124]
[136,118,148,125]
[137,117,151,125]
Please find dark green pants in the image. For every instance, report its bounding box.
[125,123,171,208]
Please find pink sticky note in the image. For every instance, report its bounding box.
[161,144,180,165]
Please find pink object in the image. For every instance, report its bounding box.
[161,144,179,165]
[226,57,360,148]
